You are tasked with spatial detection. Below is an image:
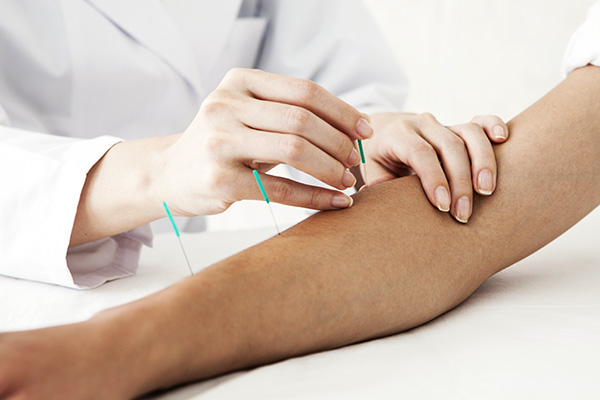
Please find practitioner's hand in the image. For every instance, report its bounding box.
[362,113,509,223]
[159,68,370,217]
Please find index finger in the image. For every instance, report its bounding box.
[222,68,373,141]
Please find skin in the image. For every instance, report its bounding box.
[0,66,598,399]
[69,68,508,247]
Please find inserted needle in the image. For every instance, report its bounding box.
[252,170,281,235]
[357,140,367,185]
[163,201,194,276]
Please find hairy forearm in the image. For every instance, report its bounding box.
[93,66,600,396]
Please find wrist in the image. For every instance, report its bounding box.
[135,134,179,220]
[70,134,178,246]
[101,137,167,223]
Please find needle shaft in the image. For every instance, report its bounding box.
[163,201,194,276]
[177,236,194,276]
[253,170,282,236]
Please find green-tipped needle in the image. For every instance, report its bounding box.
[252,170,281,235]
[163,201,194,276]
[357,140,367,184]
[357,140,366,163]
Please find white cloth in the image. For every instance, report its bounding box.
[0,0,408,288]
[563,0,600,75]
[0,207,598,398]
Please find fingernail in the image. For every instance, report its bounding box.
[356,118,373,139]
[455,196,471,223]
[358,185,366,192]
[348,148,360,166]
[332,193,353,208]
[434,186,450,212]
[343,170,356,188]
[478,169,494,195]
[493,125,507,140]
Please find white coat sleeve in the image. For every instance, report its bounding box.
[256,0,408,115]
[0,115,152,289]
[563,1,600,75]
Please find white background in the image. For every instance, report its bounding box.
[364,0,596,124]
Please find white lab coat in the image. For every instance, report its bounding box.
[0,0,409,288]
[563,0,600,75]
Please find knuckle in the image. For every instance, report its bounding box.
[294,79,320,103]
[408,141,437,166]
[391,118,414,133]
[454,174,473,188]
[441,134,466,153]
[410,140,435,158]
[335,137,353,159]
[280,135,307,162]
[492,115,505,125]
[200,100,221,117]
[204,167,229,193]
[308,189,326,209]
[419,112,438,124]
[462,122,481,132]
[210,88,235,101]
[473,114,503,124]
[221,68,260,89]
[203,132,228,155]
[284,108,312,133]
[201,94,231,117]
[470,115,482,124]
[270,179,294,203]
[223,67,246,82]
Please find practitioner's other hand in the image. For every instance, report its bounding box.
[159,68,371,217]
[363,113,509,223]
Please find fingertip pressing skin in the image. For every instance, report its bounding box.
[477,169,495,195]
[434,186,451,212]
[470,115,509,142]
[454,196,472,223]
[493,124,508,140]
[332,193,353,209]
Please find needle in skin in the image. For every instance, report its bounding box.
[357,139,367,186]
[252,170,281,235]
[163,201,194,276]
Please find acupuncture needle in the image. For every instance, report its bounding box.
[357,140,367,185]
[162,201,194,276]
[252,170,281,235]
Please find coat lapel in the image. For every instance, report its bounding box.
[161,0,243,83]
[85,0,241,97]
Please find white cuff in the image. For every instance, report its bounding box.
[563,1,600,76]
[0,128,151,288]
[67,225,153,289]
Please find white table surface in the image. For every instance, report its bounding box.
[1,208,599,399]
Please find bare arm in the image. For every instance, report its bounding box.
[1,67,599,399]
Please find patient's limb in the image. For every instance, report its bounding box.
[1,66,599,399]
